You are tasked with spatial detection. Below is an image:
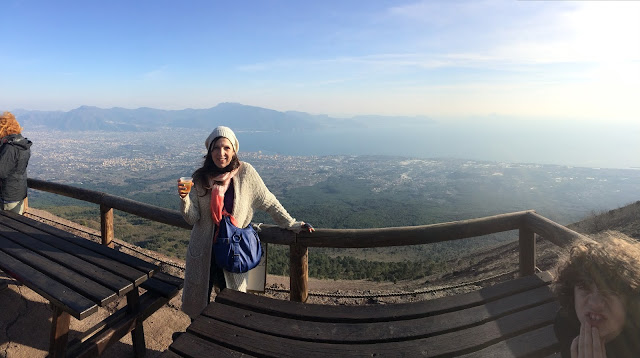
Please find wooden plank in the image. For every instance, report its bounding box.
[152,271,185,289]
[201,285,554,343]
[49,306,71,358]
[140,277,181,298]
[0,224,132,295]
[158,350,185,358]
[523,212,587,248]
[456,324,560,358]
[100,204,114,248]
[289,244,308,302]
[296,211,530,248]
[186,302,560,357]
[406,301,560,357]
[169,332,257,358]
[0,214,150,286]
[185,317,401,357]
[27,178,193,230]
[214,272,553,323]
[0,211,157,277]
[0,250,97,319]
[128,288,147,358]
[67,289,171,358]
[519,227,536,276]
[0,235,117,305]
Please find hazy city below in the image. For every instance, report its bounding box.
[25,127,640,228]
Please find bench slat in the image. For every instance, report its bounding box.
[419,302,559,357]
[1,216,150,286]
[2,212,157,280]
[159,350,189,358]
[153,271,185,288]
[0,235,117,306]
[141,273,184,298]
[456,324,559,358]
[141,277,179,298]
[0,225,133,295]
[201,285,554,343]
[170,331,254,358]
[214,271,553,323]
[187,301,559,357]
[0,250,97,320]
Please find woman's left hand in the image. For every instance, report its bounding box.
[301,222,315,233]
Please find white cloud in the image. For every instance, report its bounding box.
[141,66,169,80]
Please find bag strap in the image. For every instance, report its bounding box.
[213,211,232,244]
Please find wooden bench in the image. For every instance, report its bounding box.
[0,211,183,357]
[65,271,184,358]
[162,271,560,357]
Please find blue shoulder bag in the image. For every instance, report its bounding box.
[213,215,263,273]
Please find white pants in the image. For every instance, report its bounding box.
[3,200,25,215]
[223,270,248,292]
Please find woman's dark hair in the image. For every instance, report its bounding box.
[192,136,240,194]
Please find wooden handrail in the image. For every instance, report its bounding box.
[26,178,585,302]
[296,210,532,248]
[27,178,192,230]
[524,211,589,248]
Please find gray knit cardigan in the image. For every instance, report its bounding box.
[180,162,303,318]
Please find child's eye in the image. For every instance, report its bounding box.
[599,289,620,299]
[575,282,594,292]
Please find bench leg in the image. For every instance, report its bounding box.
[49,306,71,358]
[127,287,146,357]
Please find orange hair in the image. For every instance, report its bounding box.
[0,112,23,138]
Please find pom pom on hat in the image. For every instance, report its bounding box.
[205,126,239,153]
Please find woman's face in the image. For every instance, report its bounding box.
[574,283,626,343]
[210,137,235,169]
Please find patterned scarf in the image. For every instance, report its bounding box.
[209,167,240,227]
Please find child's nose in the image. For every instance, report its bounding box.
[587,291,607,308]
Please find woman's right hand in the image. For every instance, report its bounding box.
[571,323,607,358]
[177,178,192,198]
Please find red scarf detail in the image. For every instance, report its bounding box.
[209,168,239,227]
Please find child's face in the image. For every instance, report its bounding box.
[574,283,626,342]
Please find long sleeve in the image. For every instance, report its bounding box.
[233,162,304,232]
[181,184,201,225]
[0,145,16,179]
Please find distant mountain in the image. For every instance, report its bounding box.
[12,103,434,132]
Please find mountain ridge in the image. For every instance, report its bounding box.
[11,102,435,132]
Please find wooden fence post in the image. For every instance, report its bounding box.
[519,227,536,276]
[289,243,308,302]
[100,204,114,248]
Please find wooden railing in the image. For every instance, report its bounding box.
[26,178,586,302]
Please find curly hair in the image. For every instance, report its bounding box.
[0,111,23,138]
[554,231,640,320]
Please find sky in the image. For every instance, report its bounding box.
[1,0,639,120]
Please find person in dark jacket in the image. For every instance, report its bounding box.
[0,112,32,214]
[554,232,640,358]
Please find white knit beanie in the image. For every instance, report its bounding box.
[205,126,239,153]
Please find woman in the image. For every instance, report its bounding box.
[178,126,313,318]
[554,232,640,358]
[0,112,32,214]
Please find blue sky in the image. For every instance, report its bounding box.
[1,0,639,120]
